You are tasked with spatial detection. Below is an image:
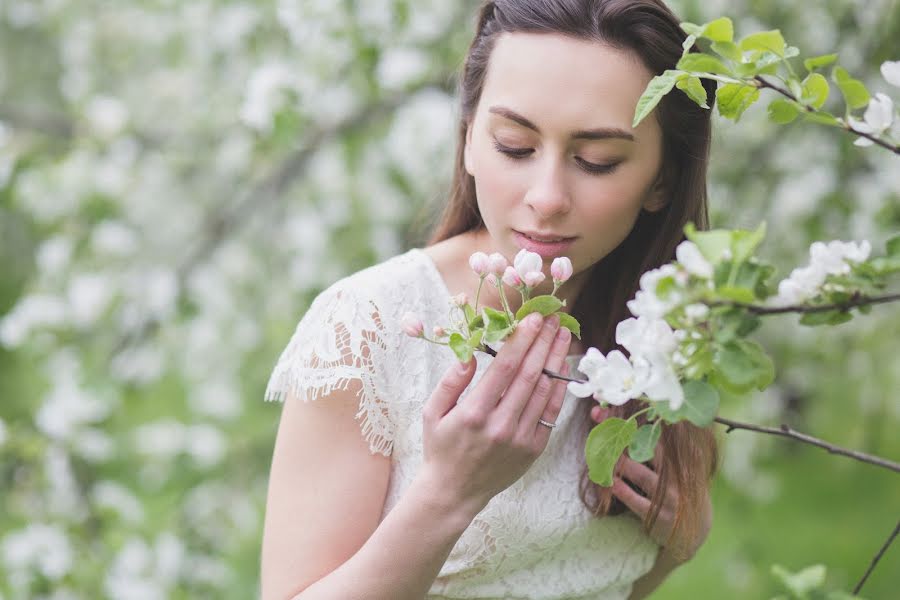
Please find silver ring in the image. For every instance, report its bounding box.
[538,418,557,429]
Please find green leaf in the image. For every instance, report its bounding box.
[801,111,841,126]
[633,70,681,127]
[676,53,732,75]
[731,222,767,264]
[481,306,512,342]
[628,422,661,463]
[716,83,760,121]
[870,255,900,275]
[768,99,800,124]
[711,41,741,62]
[702,17,734,43]
[832,66,870,110]
[585,418,637,486]
[739,30,786,57]
[716,286,756,303]
[676,75,710,108]
[886,234,900,257]
[771,564,827,596]
[558,312,582,340]
[679,22,704,36]
[799,309,853,327]
[468,328,484,349]
[681,33,697,54]
[654,380,720,427]
[801,73,829,109]
[515,295,564,321]
[685,223,732,264]
[463,303,476,323]
[449,333,473,362]
[804,53,838,71]
[483,325,513,344]
[712,340,774,393]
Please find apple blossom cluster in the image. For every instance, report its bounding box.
[565,239,713,411]
[401,250,577,361]
[771,240,872,306]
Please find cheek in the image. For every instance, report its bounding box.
[471,145,526,215]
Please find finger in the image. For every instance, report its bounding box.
[531,360,571,444]
[423,358,476,424]
[472,313,545,409]
[495,315,560,423]
[519,324,570,435]
[611,477,652,518]
[619,457,659,496]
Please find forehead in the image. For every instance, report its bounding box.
[480,32,657,134]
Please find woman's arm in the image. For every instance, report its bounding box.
[260,380,484,600]
[627,548,684,600]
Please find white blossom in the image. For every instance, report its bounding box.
[2,523,73,581]
[675,240,714,278]
[881,60,900,87]
[849,93,894,147]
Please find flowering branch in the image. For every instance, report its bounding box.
[713,416,900,473]
[752,75,900,155]
[711,290,900,315]
[853,519,900,595]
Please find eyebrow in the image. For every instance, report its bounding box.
[488,105,635,142]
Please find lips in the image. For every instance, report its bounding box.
[513,230,576,257]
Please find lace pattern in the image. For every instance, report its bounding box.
[265,248,659,599]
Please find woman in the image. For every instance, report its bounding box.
[261,1,718,598]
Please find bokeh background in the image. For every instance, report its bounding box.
[1,0,898,598]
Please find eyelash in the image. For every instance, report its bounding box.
[492,140,621,175]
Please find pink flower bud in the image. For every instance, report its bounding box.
[502,265,522,288]
[488,253,508,277]
[523,271,545,287]
[432,325,446,338]
[400,312,424,338]
[451,292,468,307]
[468,251,490,276]
[550,257,573,283]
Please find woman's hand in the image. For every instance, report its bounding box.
[418,313,572,517]
[590,406,712,561]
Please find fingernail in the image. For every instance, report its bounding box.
[527,313,543,328]
[556,327,570,343]
[548,314,560,328]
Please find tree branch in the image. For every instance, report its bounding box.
[712,291,900,316]
[853,519,900,595]
[753,75,900,155]
[713,416,900,473]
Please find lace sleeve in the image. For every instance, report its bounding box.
[264,282,396,457]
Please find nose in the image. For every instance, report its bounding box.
[523,157,572,219]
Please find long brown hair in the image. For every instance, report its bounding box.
[427,0,718,558]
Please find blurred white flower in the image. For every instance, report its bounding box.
[771,239,871,305]
[67,272,114,327]
[0,294,68,346]
[134,419,185,459]
[93,480,145,524]
[240,62,296,132]
[616,317,678,357]
[85,95,129,138]
[2,523,73,581]
[92,220,139,256]
[881,60,900,87]
[376,47,429,90]
[626,264,684,319]
[186,424,226,468]
[36,235,74,275]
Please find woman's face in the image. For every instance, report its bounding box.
[465,32,666,277]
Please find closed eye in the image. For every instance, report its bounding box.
[492,140,621,175]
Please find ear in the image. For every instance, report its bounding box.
[463,122,475,176]
[641,171,668,213]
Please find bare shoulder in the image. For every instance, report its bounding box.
[261,383,391,599]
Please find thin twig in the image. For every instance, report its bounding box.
[714,416,900,473]
[753,75,900,155]
[711,291,900,316]
[484,347,900,473]
[853,519,900,595]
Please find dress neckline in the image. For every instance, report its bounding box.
[409,248,586,362]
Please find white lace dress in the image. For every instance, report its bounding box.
[265,248,659,600]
